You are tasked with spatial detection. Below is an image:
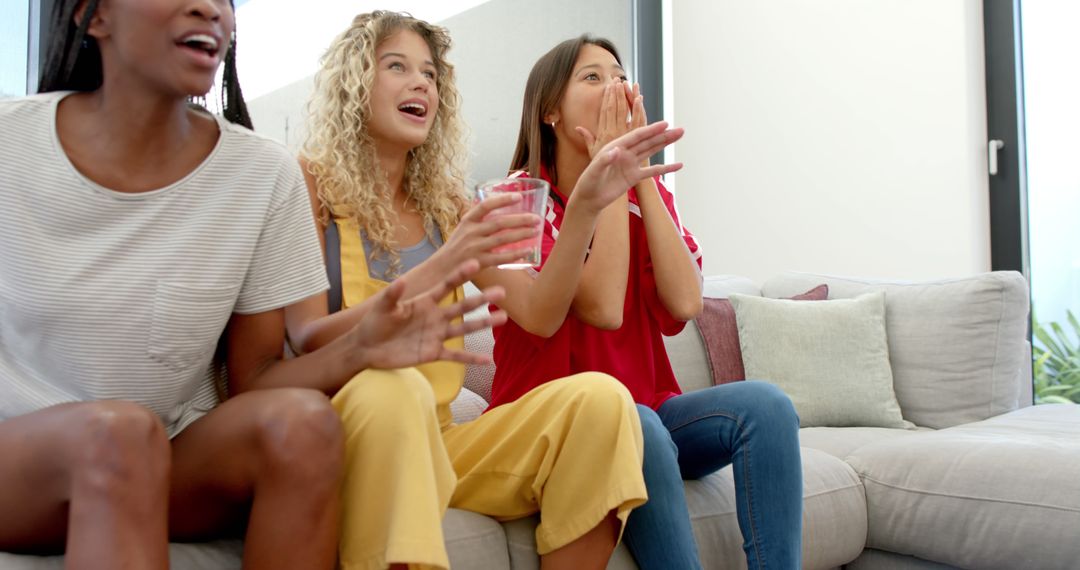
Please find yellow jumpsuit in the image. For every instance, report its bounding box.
[329,218,648,570]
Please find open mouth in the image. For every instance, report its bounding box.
[177,34,220,59]
[398,102,428,119]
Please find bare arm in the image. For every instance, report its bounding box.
[568,81,634,329]
[285,159,538,354]
[637,176,703,321]
[631,83,702,321]
[473,121,685,337]
[229,261,509,396]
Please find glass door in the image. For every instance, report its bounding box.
[0,0,31,98]
[1020,1,1080,405]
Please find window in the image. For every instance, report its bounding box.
[0,0,31,98]
[985,0,1080,405]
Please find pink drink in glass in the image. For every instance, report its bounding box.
[475,177,550,269]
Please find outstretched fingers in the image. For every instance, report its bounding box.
[639,161,685,179]
[627,126,684,160]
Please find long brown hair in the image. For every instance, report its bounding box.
[508,35,621,187]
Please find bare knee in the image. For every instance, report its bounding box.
[253,389,344,482]
[71,401,170,494]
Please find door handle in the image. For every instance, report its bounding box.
[989,139,1005,176]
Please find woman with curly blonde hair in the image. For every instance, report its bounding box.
[284,11,685,570]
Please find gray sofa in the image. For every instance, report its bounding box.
[4,271,1079,570]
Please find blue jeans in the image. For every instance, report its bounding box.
[623,382,803,570]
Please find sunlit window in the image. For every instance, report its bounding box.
[0,0,30,98]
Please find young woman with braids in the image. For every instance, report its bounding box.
[0,1,506,568]
[286,11,685,570]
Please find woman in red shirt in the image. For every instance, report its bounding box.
[488,36,804,570]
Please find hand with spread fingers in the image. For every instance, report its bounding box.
[569,121,685,215]
[347,259,508,369]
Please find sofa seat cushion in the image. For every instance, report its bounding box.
[799,426,929,460]
[847,404,1080,570]
[684,447,866,570]
[0,541,244,570]
[450,386,488,424]
[444,508,512,570]
[845,548,961,570]
[501,517,639,570]
[496,448,865,570]
[0,511,510,570]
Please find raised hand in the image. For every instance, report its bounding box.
[439,193,542,271]
[629,83,646,131]
[570,121,684,215]
[346,259,508,369]
[579,79,634,159]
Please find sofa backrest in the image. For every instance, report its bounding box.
[761,271,1031,429]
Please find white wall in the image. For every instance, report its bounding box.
[443,0,632,183]
[669,0,991,283]
[245,0,633,187]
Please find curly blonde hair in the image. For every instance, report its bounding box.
[302,11,469,276]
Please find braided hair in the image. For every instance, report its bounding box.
[37,0,253,129]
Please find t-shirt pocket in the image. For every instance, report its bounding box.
[148,281,241,373]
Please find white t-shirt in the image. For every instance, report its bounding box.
[0,92,329,437]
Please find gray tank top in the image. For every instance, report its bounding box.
[324,221,444,314]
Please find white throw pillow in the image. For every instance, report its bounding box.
[730,291,914,428]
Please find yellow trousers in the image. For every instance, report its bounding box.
[331,369,647,570]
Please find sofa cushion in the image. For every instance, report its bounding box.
[696,285,829,386]
[0,541,244,570]
[663,321,714,394]
[731,292,913,428]
[799,426,927,460]
[684,447,867,570]
[450,386,488,424]
[0,512,510,570]
[499,447,865,570]
[501,517,638,570]
[761,271,1030,429]
[444,508,512,570]
[462,281,496,402]
[846,548,962,570]
[846,404,1080,570]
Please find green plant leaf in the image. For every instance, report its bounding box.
[1038,395,1075,405]
[1051,322,1075,353]
[1034,325,1068,361]
[1068,310,1080,340]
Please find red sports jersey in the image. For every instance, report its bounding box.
[488,172,703,411]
